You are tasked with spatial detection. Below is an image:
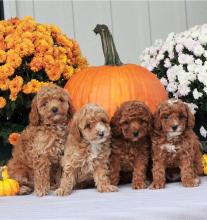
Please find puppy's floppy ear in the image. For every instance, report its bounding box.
[110,107,122,137]
[70,116,82,142]
[29,96,40,126]
[153,107,162,131]
[147,110,154,133]
[185,104,195,129]
[67,96,76,121]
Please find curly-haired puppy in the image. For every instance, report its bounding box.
[7,85,75,196]
[150,99,203,189]
[55,104,118,196]
[110,101,153,189]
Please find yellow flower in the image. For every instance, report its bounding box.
[9,76,23,93]
[63,65,74,79]
[0,23,6,34]
[36,24,49,34]
[30,56,44,72]
[23,79,48,94]
[7,49,22,68]
[0,78,9,90]
[46,24,61,37]
[35,39,52,55]
[9,91,18,101]
[0,96,6,108]
[16,16,37,32]
[15,39,35,57]
[0,64,15,78]
[45,61,64,81]
[0,50,6,63]
[5,33,22,49]
[56,34,73,48]
[43,55,55,66]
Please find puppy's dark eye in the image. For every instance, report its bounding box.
[85,123,92,129]
[179,114,186,120]
[122,122,129,129]
[162,114,168,120]
[140,119,146,124]
[41,102,47,107]
[59,98,64,103]
[101,118,108,124]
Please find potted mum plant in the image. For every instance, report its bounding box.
[0,16,87,164]
[139,24,207,147]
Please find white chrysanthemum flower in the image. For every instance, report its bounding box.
[195,59,203,65]
[197,70,207,86]
[191,30,200,38]
[178,54,194,64]
[185,103,198,114]
[160,77,168,86]
[177,84,191,96]
[166,67,177,82]
[204,87,207,94]
[164,58,171,68]
[167,82,177,93]
[193,89,203,99]
[198,34,207,45]
[175,44,184,53]
[200,126,207,138]
[193,45,204,56]
[184,38,199,51]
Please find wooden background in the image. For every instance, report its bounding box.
[3,0,207,65]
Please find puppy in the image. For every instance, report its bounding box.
[150,99,203,189]
[110,101,152,189]
[7,85,75,196]
[55,104,118,196]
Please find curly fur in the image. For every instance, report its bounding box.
[55,104,118,196]
[109,101,152,189]
[7,85,75,196]
[150,99,203,189]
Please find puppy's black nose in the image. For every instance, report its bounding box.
[133,131,139,137]
[51,107,58,113]
[98,131,104,137]
[172,125,178,131]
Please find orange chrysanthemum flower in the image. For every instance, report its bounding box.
[6,49,22,68]
[0,78,9,91]
[30,56,44,72]
[0,96,6,108]
[8,132,20,146]
[9,76,23,93]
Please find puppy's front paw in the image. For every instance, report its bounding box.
[132,181,148,189]
[97,184,118,193]
[54,187,72,196]
[18,185,33,195]
[149,181,165,190]
[182,177,200,188]
[35,188,49,197]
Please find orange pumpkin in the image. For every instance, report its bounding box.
[65,25,168,118]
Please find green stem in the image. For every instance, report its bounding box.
[94,24,123,66]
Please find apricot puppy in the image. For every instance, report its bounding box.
[55,104,118,196]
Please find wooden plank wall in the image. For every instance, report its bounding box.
[3,0,207,65]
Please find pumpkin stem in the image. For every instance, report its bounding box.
[94,24,123,66]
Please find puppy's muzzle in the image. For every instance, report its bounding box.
[172,124,178,131]
[133,131,139,137]
[51,106,58,114]
[97,131,104,137]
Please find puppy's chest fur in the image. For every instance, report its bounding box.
[113,139,149,171]
[76,142,109,183]
[158,138,193,165]
[82,143,103,171]
[33,124,68,163]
